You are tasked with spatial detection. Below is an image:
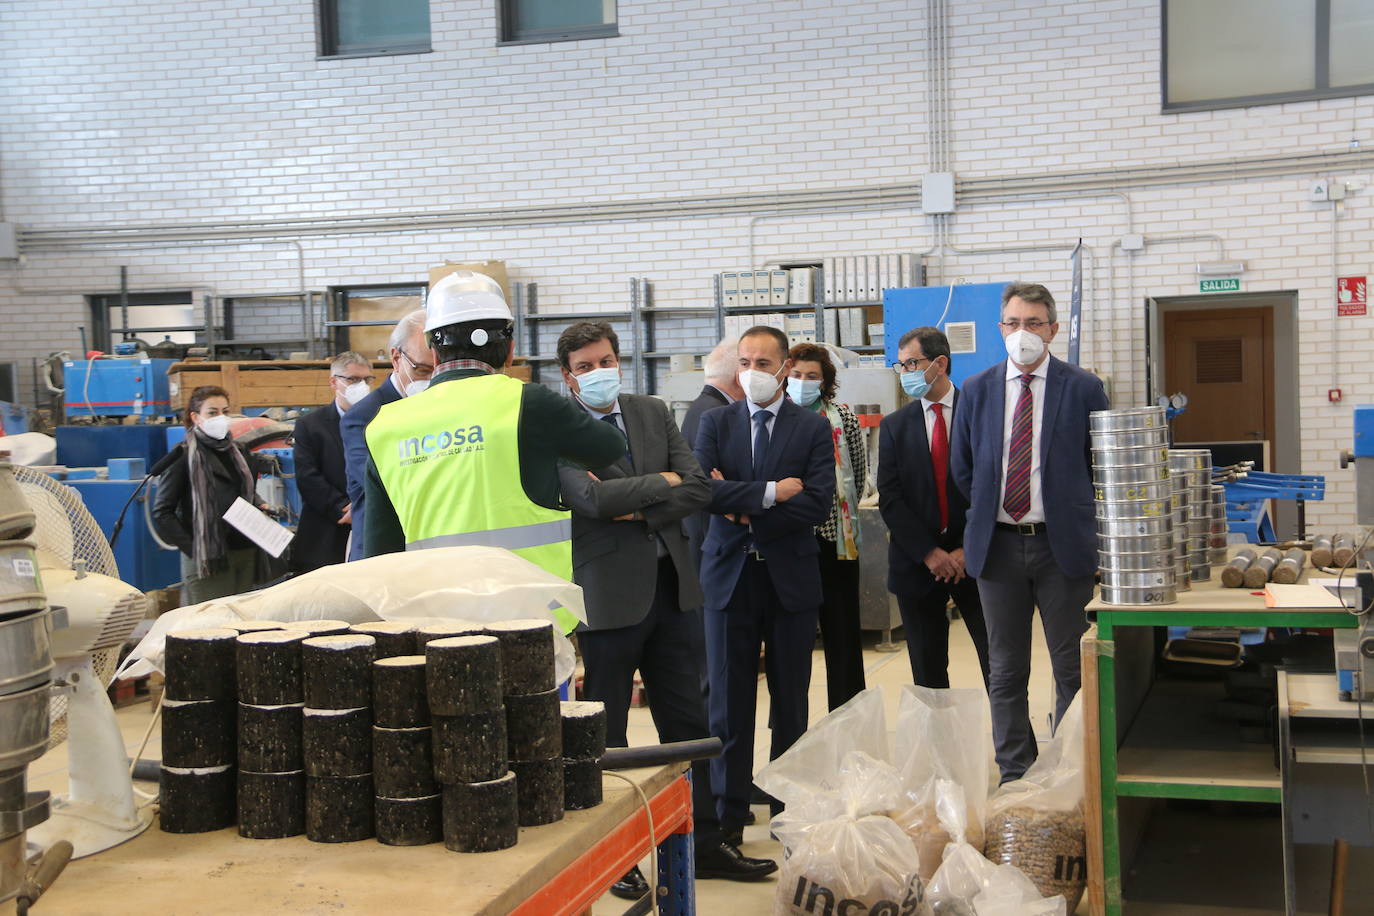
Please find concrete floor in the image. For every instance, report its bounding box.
[26,614,1366,914]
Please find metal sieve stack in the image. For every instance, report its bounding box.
[1168,470,1191,591]
[1207,484,1229,565]
[1091,406,1176,606]
[1168,448,1214,582]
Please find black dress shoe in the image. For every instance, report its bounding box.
[609,865,649,900]
[721,827,744,849]
[743,809,757,825]
[696,841,778,881]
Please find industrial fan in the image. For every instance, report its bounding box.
[13,467,151,858]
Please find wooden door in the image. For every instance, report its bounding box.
[1163,306,1274,445]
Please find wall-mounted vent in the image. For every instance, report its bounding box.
[946,321,976,354]
[1195,338,1243,384]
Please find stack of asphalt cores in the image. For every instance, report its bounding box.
[489,619,563,829]
[236,629,308,838]
[350,620,418,659]
[559,701,607,810]
[159,628,239,833]
[427,631,518,853]
[302,634,377,843]
[372,654,442,845]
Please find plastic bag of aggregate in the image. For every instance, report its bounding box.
[891,686,994,878]
[983,697,1087,912]
[771,751,930,916]
[756,687,890,810]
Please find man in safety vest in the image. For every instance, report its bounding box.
[362,271,626,623]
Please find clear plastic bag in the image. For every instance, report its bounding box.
[774,813,931,916]
[756,687,890,812]
[983,696,1087,911]
[891,686,994,878]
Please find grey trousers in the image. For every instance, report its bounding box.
[976,526,1093,782]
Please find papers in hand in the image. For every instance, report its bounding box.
[223,497,293,558]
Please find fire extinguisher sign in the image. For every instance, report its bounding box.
[1338,276,1367,316]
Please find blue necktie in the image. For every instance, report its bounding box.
[752,410,771,480]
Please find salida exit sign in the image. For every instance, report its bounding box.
[1200,278,1240,293]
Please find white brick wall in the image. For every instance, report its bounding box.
[1,0,1372,529]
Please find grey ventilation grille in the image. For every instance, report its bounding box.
[946,321,976,354]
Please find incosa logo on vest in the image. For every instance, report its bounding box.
[396,425,485,465]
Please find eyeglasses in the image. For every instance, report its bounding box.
[333,374,376,385]
[890,357,931,374]
[400,349,434,378]
[1000,319,1049,331]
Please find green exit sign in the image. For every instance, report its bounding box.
[1200,278,1240,293]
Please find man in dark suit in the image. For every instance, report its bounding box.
[878,326,989,688]
[339,310,433,561]
[555,321,774,888]
[951,283,1109,782]
[291,351,372,572]
[681,338,744,573]
[695,325,835,847]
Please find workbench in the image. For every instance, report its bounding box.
[1084,570,1358,916]
[39,763,695,916]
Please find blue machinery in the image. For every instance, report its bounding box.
[1220,469,1326,544]
[62,357,179,419]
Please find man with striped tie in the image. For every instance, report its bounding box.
[950,283,1109,782]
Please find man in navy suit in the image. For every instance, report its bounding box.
[878,326,989,688]
[291,351,372,572]
[694,325,835,848]
[951,283,1108,782]
[340,310,434,561]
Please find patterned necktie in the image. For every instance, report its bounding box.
[930,402,949,531]
[1002,374,1036,521]
[752,410,771,480]
[602,413,631,464]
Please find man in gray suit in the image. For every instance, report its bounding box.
[556,321,777,889]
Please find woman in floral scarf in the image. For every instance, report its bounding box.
[786,343,868,709]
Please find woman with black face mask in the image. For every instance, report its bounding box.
[152,384,267,603]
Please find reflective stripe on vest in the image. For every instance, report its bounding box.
[365,374,573,589]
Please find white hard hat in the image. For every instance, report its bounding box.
[424,270,512,332]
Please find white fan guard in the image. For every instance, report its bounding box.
[14,466,127,748]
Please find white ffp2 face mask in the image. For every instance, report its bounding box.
[199,414,231,440]
[403,379,429,397]
[739,367,783,404]
[343,381,370,406]
[1004,328,1047,366]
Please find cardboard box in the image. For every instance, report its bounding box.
[770,269,788,306]
[721,271,740,309]
[428,260,510,302]
[739,270,756,308]
[788,267,814,305]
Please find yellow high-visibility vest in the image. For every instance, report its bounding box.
[366,374,575,630]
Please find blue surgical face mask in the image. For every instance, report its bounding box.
[575,367,621,409]
[900,364,935,399]
[786,377,823,407]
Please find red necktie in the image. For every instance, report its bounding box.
[1003,373,1035,521]
[930,403,949,531]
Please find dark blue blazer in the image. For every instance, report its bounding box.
[693,397,835,613]
[950,356,1108,579]
[877,389,971,598]
[340,379,403,561]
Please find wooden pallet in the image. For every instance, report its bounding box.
[167,358,530,410]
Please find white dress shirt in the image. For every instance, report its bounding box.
[920,386,956,450]
[996,358,1050,525]
[746,397,784,508]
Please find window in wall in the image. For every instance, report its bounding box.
[499,0,617,44]
[88,292,200,353]
[319,0,431,58]
[1163,0,1374,111]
